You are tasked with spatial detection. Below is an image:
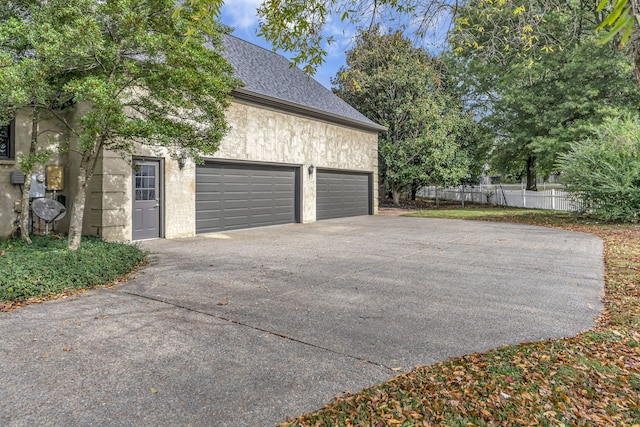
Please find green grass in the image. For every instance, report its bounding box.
[406,206,569,220]
[0,235,145,303]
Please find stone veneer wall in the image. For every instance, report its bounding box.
[1,99,379,242]
[0,109,71,237]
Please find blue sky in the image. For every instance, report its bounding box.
[219,1,356,89]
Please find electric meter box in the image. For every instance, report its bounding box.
[47,165,64,191]
[10,171,25,185]
[29,174,46,198]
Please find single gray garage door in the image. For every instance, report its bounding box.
[196,162,299,233]
[316,170,371,220]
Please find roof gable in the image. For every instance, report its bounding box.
[220,35,385,132]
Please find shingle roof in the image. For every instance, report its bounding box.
[220,34,386,132]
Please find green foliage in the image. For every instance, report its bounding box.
[17,149,52,174]
[257,0,333,75]
[0,235,145,302]
[173,0,225,39]
[450,0,606,64]
[255,0,442,75]
[557,116,640,222]
[2,0,242,156]
[452,1,640,189]
[0,4,74,125]
[596,0,638,46]
[187,1,640,88]
[333,28,479,199]
[20,0,240,161]
[1,0,241,249]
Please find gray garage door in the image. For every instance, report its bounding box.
[316,170,371,220]
[196,162,299,233]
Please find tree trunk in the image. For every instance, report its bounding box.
[410,184,418,201]
[67,140,102,250]
[19,109,40,243]
[67,158,90,250]
[19,176,33,243]
[633,2,640,87]
[526,155,537,191]
[392,188,401,206]
[635,44,640,87]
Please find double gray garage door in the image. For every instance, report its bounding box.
[196,162,370,233]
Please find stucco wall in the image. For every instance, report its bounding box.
[215,100,379,223]
[1,99,379,241]
[0,109,71,238]
[95,145,194,242]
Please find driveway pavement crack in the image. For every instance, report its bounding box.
[122,290,399,373]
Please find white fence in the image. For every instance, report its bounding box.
[417,185,583,212]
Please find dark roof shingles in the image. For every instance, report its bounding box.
[220,34,384,131]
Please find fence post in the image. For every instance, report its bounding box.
[523,188,526,208]
[551,189,555,210]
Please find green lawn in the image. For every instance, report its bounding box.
[0,235,145,310]
[280,207,640,426]
[408,206,554,219]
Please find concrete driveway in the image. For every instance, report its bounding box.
[0,216,604,426]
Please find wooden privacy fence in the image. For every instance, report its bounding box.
[417,185,583,212]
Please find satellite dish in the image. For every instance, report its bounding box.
[32,198,66,223]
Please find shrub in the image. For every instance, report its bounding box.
[0,235,145,302]
[557,116,640,222]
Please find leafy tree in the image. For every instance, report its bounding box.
[1,2,71,243]
[1,0,240,249]
[333,29,476,205]
[450,1,606,64]
[451,1,640,190]
[187,0,640,84]
[451,0,640,87]
[183,0,458,75]
[557,115,640,222]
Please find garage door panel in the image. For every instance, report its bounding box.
[196,218,223,231]
[316,170,370,220]
[196,162,298,233]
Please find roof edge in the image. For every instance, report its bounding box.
[231,88,387,133]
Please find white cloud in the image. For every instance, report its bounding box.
[220,0,262,30]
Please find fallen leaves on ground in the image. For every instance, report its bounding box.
[279,210,640,426]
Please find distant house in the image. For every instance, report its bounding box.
[0,35,384,241]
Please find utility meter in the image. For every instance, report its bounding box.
[29,173,46,198]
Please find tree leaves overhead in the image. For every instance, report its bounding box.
[450,0,606,66]
[2,0,241,159]
[183,0,640,84]
[257,0,334,76]
[596,0,638,46]
[173,0,226,38]
[256,0,453,75]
